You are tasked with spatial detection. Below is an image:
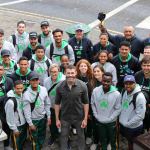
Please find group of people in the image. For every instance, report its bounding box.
[0,19,150,150]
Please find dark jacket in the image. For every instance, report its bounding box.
[135,70,150,100]
[93,42,117,61]
[10,68,32,90]
[112,53,141,91]
[22,45,36,60]
[0,76,13,103]
[68,37,93,64]
[108,34,144,59]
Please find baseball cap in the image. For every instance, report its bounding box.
[41,21,49,27]
[144,38,150,47]
[1,49,11,57]
[29,72,39,81]
[29,32,38,39]
[75,24,83,31]
[0,29,4,35]
[124,75,135,83]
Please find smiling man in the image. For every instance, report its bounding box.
[91,72,121,150]
[22,32,39,60]
[38,21,54,56]
[23,72,51,150]
[112,41,141,91]
[135,56,150,131]
[55,65,89,150]
[48,28,75,65]
[100,25,144,59]
[9,21,29,60]
[10,56,33,90]
[119,75,146,150]
[68,24,93,64]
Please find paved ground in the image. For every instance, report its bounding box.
[0,0,150,38]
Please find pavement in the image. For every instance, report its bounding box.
[0,0,149,38]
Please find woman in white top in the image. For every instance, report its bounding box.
[92,50,117,85]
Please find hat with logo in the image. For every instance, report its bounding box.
[1,49,11,57]
[41,21,49,27]
[29,72,39,80]
[75,24,83,31]
[29,32,38,39]
[124,75,135,83]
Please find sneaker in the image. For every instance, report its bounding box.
[86,137,92,145]
[90,144,97,150]
[72,128,77,135]
[48,137,55,146]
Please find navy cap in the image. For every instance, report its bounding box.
[75,24,83,31]
[41,21,49,27]
[124,75,135,83]
[29,72,39,81]
[1,49,11,56]
[29,32,38,39]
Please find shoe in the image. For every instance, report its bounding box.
[90,144,97,150]
[48,137,55,146]
[86,137,92,145]
[4,146,13,150]
[72,128,77,135]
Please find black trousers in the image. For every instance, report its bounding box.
[2,121,11,147]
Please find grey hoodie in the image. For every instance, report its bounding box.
[40,32,53,46]
[9,31,29,61]
[44,72,66,108]
[29,54,52,85]
[23,85,51,126]
[0,40,17,62]
[5,90,26,132]
[119,84,146,129]
[92,62,117,86]
[47,40,75,65]
[91,85,121,123]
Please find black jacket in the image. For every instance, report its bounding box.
[112,54,141,90]
[10,69,33,90]
[93,42,117,61]
[22,46,35,60]
[68,37,93,64]
[0,76,13,103]
[108,34,144,59]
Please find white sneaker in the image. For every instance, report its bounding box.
[72,128,77,135]
[107,144,111,150]
[86,137,92,145]
[90,144,97,150]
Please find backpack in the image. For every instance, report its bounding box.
[30,59,50,76]
[121,90,141,109]
[30,92,39,112]
[38,34,41,44]
[49,43,69,60]
[12,34,16,47]
[0,96,17,123]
